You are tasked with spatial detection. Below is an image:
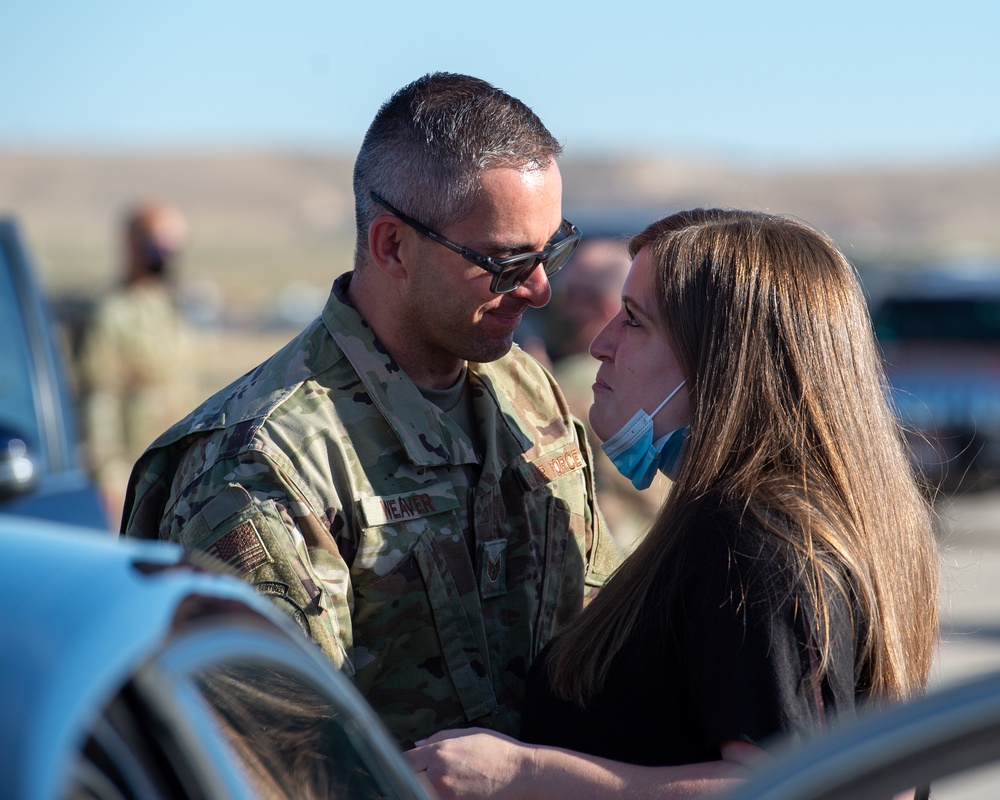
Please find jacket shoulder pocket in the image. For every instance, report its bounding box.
[181,484,350,672]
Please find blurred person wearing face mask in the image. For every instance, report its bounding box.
[78,201,192,529]
[407,209,939,800]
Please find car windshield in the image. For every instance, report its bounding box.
[0,244,45,464]
[875,298,1000,343]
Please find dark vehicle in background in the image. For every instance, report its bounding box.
[873,266,1000,492]
[0,218,108,529]
[0,515,431,800]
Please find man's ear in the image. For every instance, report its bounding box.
[368,214,410,280]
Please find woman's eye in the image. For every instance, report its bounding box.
[623,310,640,328]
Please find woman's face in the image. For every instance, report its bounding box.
[588,246,691,442]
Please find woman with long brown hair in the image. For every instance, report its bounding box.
[406,208,939,798]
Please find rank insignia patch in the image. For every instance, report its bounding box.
[477,539,507,599]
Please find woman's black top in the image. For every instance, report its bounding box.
[520,505,862,766]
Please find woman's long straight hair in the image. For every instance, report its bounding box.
[548,209,939,707]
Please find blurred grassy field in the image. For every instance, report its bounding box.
[184,326,309,401]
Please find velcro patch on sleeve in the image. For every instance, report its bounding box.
[205,519,272,574]
[525,443,586,489]
[358,484,460,528]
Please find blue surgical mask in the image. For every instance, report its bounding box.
[599,381,688,490]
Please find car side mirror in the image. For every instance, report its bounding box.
[0,427,37,501]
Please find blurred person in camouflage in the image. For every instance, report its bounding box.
[78,201,191,528]
[549,237,669,550]
[121,73,620,747]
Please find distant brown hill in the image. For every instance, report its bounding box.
[561,156,1000,265]
[2,151,998,309]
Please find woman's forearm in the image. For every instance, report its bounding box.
[406,729,759,800]
[517,742,753,800]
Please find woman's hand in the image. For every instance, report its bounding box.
[405,728,533,800]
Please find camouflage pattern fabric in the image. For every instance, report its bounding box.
[123,272,621,746]
[78,281,193,520]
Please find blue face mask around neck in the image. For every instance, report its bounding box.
[599,381,688,490]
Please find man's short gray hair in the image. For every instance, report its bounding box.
[352,72,562,269]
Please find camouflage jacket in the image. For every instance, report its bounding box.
[123,272,620,746]
[78,281,193,498]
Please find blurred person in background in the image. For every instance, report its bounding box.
[121,72,620,747]
[549,236,668,550]
[77,201,191,528]
[407,208,939,799]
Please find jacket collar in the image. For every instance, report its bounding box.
[323,273,531,469]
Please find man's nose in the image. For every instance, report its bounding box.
[510,264,552,308]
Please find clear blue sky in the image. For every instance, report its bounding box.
[2,0,998,167]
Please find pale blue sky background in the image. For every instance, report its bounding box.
[1,0,997,167]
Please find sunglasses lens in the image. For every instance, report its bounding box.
[489,224,581,293]
[543,235,581,277]
[493,256,542,293]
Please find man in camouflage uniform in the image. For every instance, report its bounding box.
[78,202,192,529]
[122,73,620,746]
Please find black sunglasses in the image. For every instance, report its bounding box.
[370,191,582,294]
